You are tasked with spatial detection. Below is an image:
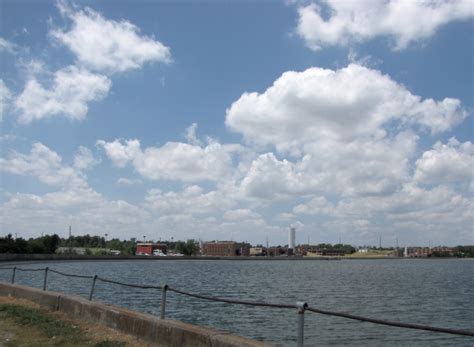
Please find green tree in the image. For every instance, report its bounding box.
[0,234,29,253]
[185,239,198,255]
[42,234,60,254]
[175,241,186,254]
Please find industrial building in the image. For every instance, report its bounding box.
[201,241,250,256]
[136,242,167,256]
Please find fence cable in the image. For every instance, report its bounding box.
[168,286,296,309]
[305,307,474,337]
[96,276,162,290]
[49,269,93,279]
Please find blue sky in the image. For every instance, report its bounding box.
[1,0,473,246]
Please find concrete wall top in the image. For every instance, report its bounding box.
[0,282,272,347]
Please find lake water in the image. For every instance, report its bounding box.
[1,259,473,346]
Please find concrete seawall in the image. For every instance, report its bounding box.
[0,282,271,347]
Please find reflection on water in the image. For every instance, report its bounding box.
[1,259,473,346]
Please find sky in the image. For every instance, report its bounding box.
[0,0,473,247]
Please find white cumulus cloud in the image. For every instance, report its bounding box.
[414,138,473,187]
[0,142,87,188]
[51,6,172,73]
[226,64,466,155]
[227,64,467,199]
[73,146,101,171]
[98,138,242,182]
[15,66,111,124]
[296,0,473,51]
[145,185,235,215]
[96,139,141,168]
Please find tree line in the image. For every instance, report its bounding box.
[0,233,199,256]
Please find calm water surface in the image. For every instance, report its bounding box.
[1,259,473,346]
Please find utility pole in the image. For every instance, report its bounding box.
[69,226,71,239]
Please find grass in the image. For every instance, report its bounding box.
[0,303,129,347]
[0,303,85,342]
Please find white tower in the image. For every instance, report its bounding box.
[289,227,296,250]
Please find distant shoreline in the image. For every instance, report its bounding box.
[0,253,470,264]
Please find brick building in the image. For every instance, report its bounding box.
[136,242,167,255]
[201,241,250,256]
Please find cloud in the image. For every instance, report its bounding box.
[296,1,473,51]
[293,196,335,215]
[10,3,172,125]
[135,141,237,181]
[0,37,17,53]
[73,146,101,171]
[51,5,171,73]
[226,64,466,155]
[15,66,111,124]
[223,208,261,221]
[18,59,48,78]
[0,142,87,188]
[0,141,153,239]
[335,183,473,229]
[0,79,12,121]
[228,65,461,199]
[145,185,235,215]
[238,148,401,201]
[184,123,203,146]
[239,153,307,199]
[117,177,142,185]
[414,138,473,188]
[95,139,141,168]
[1,189,152,238]
[291,182,473,244]
[97,138,242,182]
[276,212,296,221]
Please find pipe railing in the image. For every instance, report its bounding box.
[1,266,473,346]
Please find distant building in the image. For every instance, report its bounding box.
[136,242,167,256]
[250,247,264,256]
[298,245,347,257]
[296,244,320,256]
[266,246,285,257]
[201,241,250,256]
[430,246,457,257]
[404,247,430,258]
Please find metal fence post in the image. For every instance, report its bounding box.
[296,301,308,347]
[11,267,16,284]
[161,284,168,319]
[89,275,98,301]
[43,267,49,291]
